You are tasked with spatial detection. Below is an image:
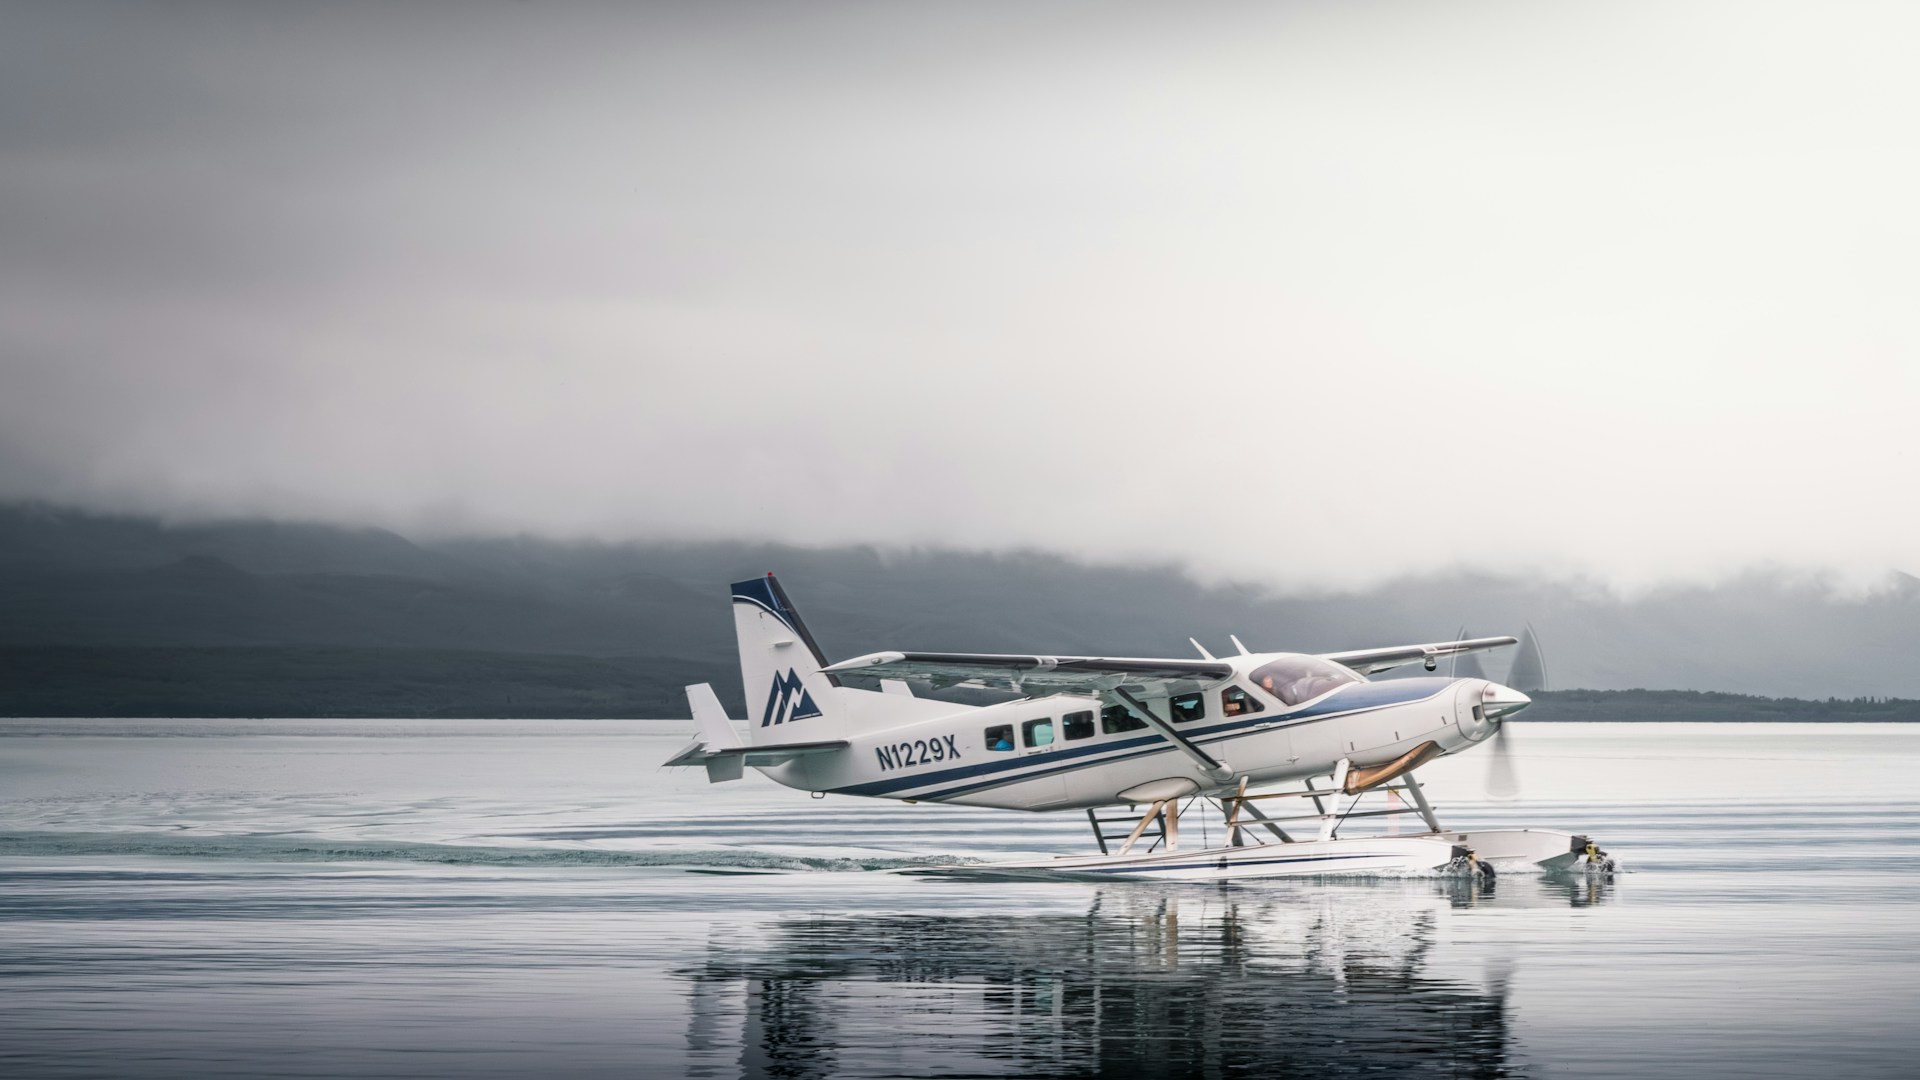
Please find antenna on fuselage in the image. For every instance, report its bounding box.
[1229,635,1252,656]
[1189,638,1216,660]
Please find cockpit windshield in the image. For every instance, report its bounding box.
[1246,655,1363,707]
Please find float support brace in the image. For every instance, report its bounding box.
[1401,771,1444,833]
[1234,797,1295,844]
[1118,800,1165,856]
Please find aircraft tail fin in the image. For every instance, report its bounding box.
[731,573,845,744]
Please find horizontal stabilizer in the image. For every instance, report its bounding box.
[699,740,849,767]
[664,734,852,776]
[687,683,743,750]
[664,681,759,781]
[662,711,849,778]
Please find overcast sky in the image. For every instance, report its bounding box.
[2,1,1916,589]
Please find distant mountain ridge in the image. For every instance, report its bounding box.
[2,501,1918,716]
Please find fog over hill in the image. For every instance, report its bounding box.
[2,502,1916,717]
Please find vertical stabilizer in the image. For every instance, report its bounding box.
[731,574,843,744]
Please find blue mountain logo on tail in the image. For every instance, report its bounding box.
[762,668,823,727]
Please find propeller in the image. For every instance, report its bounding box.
[1451,627,1488,681]
[1484,718,1520,801]
[1485,624,1547,801]
[1443,624,1513,796]
[1505,621,1548,695]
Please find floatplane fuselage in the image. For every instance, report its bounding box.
[666,575,1607,879]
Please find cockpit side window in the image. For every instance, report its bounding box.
[1221,685,1265,717]
[1246,656,1363,707]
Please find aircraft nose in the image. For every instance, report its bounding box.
[1481,682,1532,720]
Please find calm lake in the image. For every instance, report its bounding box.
[3,719,1918,1078]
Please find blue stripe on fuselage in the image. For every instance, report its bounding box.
[827,677,1455,800]
[832,732,1168,798]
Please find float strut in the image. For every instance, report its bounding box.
[1401,771,1444,833]
[1321,760,1351,841]
[1226,776,1248,846]
[1232,796,1295,844]
[1118,800,1165,856]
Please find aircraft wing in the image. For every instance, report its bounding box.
[1319,635,1518,676]
[822,651,1234,694]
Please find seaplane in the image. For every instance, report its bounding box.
[665,575,1609,881]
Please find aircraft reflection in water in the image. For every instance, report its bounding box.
[680,877,1614,1079]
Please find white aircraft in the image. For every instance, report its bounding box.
[666,574,1607,880]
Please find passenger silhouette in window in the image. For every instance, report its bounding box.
[1221,686,1265,717]
[1102,705,1148,734]
[1248,656,1362,706]
[1170,693,1205,723]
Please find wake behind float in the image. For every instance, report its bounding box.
[665,574,1610,880]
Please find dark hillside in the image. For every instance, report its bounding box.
[3,502,1919,716]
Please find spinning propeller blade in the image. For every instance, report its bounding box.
[1506,623,1548,693]
[1450,628,1490,681]
[1485,722,1520,801]
[1485,624,1545,801]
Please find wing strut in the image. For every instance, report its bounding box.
[1109,687,1232,782]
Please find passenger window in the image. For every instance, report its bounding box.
[1101,704,1149,734]
[1062,710,1095,741]
[985,724,1015,751]
[1221,686,1265,717]
[1022,718,1055,747]
[1170,692,1205,723]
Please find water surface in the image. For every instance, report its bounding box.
[3,720,1917,1077]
